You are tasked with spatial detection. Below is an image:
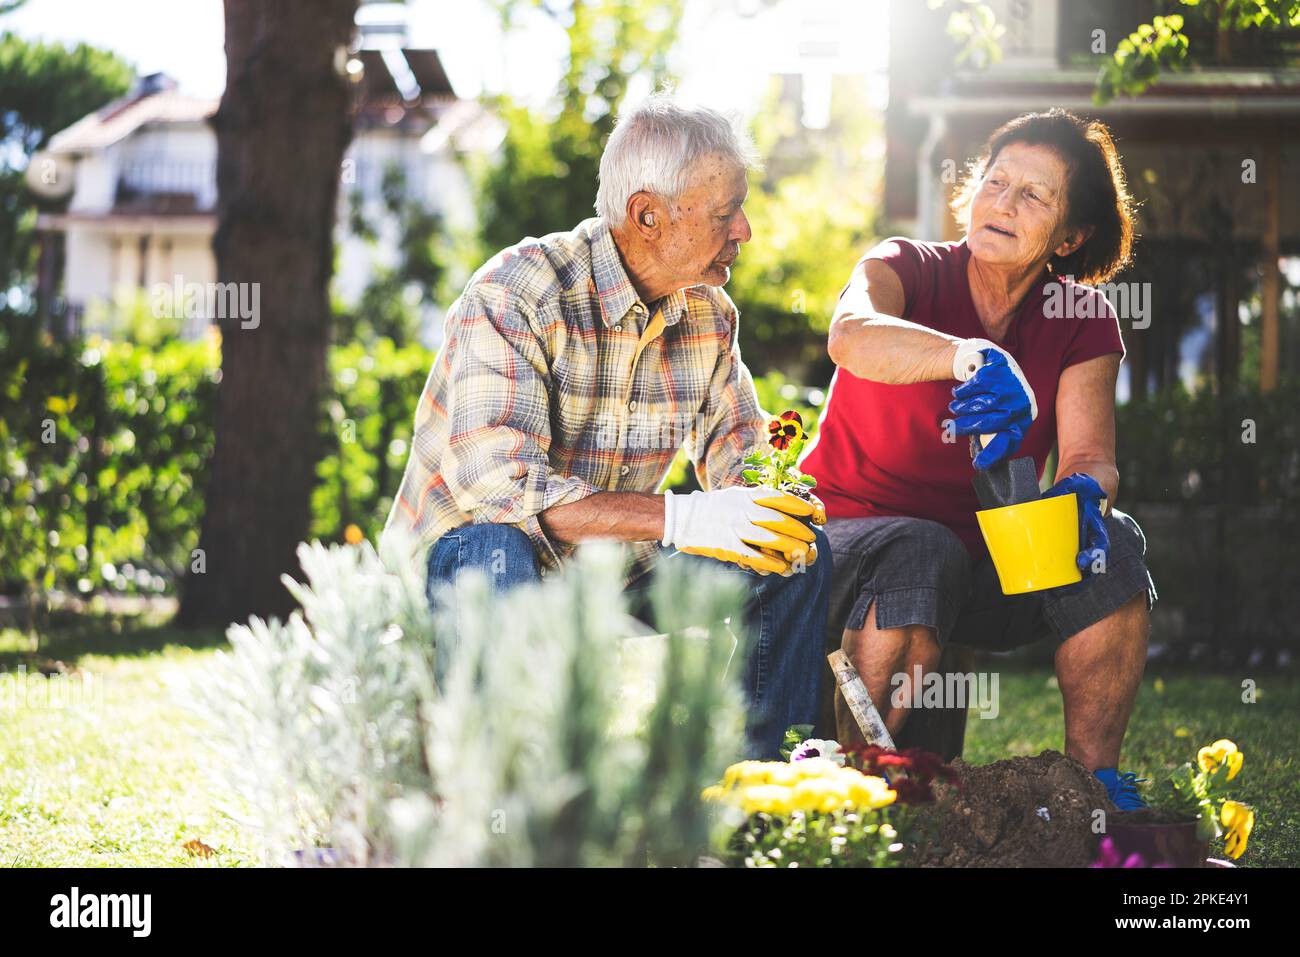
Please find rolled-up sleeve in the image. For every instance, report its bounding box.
[688,299,767,490]
[440,285,600,566]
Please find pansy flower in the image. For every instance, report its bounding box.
[768,410,804,451]
[1221,800,1254,860]
[1197,739,1243,781]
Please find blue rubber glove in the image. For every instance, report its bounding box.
[948,346,1038,470]
[1041,472,1110,575]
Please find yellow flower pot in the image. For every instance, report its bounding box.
[975,493,1082,595]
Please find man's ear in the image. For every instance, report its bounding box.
[1055,223,1094,259]
[626,192,662,240]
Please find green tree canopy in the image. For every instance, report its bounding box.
[474,0,682,254]
[0,31,133,299]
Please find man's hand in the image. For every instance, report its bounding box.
[1042,472,1110,574]
[748,490,827,575]
[949,341,1038,470]
[662,487,818,575]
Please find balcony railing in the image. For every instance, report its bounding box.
[115,159,217,213]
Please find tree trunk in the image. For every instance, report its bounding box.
[178,0,358,626]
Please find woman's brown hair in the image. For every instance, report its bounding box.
[950,109,1137,284]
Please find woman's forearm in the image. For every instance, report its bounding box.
[1054,458,1119,509]
[828,313,961,384]
[826,257,961,384]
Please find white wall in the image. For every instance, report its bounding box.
[59,112,478,347]
[64,223,215,309]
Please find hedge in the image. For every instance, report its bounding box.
[0,326,433,597]
[4,315,1298,628]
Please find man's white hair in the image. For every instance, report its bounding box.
[595,92,759,226]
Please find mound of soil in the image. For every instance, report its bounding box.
[906,750,1112,867]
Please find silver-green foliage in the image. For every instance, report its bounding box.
[193,534,748,867]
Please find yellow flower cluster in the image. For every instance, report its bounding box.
[703,758,896,817]
[1220,800,1254,861]
[1196,739,1243,780]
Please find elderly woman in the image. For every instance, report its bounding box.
[802,109,1157,809]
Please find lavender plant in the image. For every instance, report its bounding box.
[191,534,748,867]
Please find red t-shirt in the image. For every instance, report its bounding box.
[800,237,1125,559]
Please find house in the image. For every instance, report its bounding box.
[884,0,1300,398]
[32,33,499,345]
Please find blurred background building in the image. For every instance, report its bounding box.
[29,1,500,343]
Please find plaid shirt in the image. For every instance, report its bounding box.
[383,216,768,585]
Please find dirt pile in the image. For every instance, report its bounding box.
[907,750,1111,867]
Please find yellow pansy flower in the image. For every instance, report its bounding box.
[1220,800,1254,860]
[1197,739,1243,780]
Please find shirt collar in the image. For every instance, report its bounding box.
[589,218,689,328]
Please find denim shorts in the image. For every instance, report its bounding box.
[824,510,1158,652]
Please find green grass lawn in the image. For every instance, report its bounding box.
[2,613,1296,867]
[962,666,1300,867]
[0,614,263,867]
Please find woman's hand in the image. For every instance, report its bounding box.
[1042,472,1109,574]
[948,343,1038,469]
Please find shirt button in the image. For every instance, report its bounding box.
[620,465,630,476]
[613,324,622,332]
[628,400,638,411]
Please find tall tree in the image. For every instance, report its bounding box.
[476,0,683,254]
[178,0,359,626]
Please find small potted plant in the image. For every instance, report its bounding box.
[743,410,825,520]
[1106,739,1255,868]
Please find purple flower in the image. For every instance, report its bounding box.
[1090,836,1170,868]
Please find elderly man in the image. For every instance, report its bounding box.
[383,94,830,759]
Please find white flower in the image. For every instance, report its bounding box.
[789,738,846,766]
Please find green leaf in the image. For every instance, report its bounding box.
[780,723,813,760]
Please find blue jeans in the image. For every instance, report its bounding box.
[425,523,832,760]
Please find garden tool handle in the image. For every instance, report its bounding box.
[969,432,996,461]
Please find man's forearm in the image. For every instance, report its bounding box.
[538,491,665,546]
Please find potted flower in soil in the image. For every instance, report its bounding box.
[743,410,826,521]
[1106,739,1256,868]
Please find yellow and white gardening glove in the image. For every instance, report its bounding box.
[777,489,828,527]
[662,487,819,576]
